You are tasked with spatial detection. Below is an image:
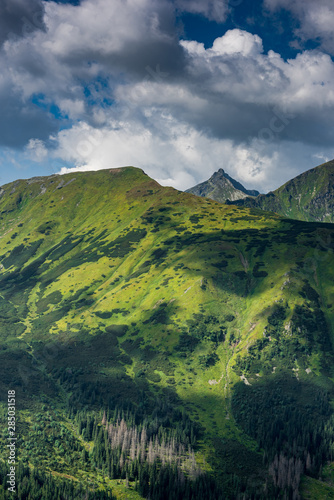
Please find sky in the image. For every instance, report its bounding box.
[0,0,334,192]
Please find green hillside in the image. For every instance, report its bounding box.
[230,159,334,222]
[1,167,334,498]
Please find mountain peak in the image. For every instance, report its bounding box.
[185,168,260,202]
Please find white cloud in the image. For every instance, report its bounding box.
[25,138,48,162]
[53,117,234,190]
[264,0,334,54]
[41,0,175,58]
[34,21,334,191]
[58,99,85,120]
[1,0,183,131]
[53,114,334,193]
[211,30,263,56]
[0,0,334,193]
[181,31,334,111]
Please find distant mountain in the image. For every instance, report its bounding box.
[230,159,334,223]
[185,168,260,202]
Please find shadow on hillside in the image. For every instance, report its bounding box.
[0,209,333,309]
[179,371,334,494]
[141,216,334,299]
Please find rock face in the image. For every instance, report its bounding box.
[185,168,260,203]
[229,159,334,222]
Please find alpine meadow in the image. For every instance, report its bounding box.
[0,167,334,499]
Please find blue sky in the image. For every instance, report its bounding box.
[0,0,334,192]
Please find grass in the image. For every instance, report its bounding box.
[108,480,144,500]
[300,475,334,499]
[0,167,334,496]
[231,159,334,223]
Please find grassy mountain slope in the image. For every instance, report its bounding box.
[185,168,259,202]
[1,167,334,498]
[230,159,334,222]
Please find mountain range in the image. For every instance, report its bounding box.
[0,167,334,499]
[187,159,334,223]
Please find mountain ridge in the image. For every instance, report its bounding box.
[187,159,334,223]
[0,166,334,498]
[229,159,334,222]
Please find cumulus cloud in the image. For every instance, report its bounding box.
[1,0,334,192]
[0,0,185,145]
[211,30,263,56]
[264,0,334,53]
[52,115,334,193]
[37,0,184,78]
[53,119,226,190]
[179,31,334,147]
[22,19,334,189]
